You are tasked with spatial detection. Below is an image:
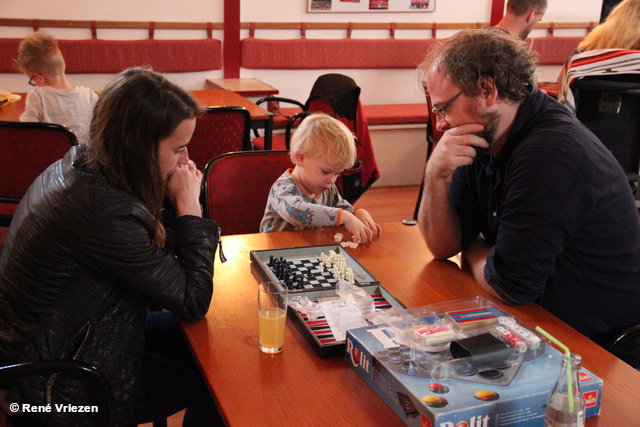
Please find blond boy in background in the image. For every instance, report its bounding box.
[260,114,381,244]
[15,30,98,144]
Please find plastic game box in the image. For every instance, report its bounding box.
[345,297,603,427]
[250,244,405,357]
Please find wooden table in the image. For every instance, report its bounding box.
[181,222,640,427]
[0,90,274,149]
[205,78,279,98]
[0,94,25,122]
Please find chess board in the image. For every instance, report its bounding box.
[250,245,404,357]
[250,245,378,293]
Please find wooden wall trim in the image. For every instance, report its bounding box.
[0,18,223,31]
[241,21,594,37]
[0,18,592,34]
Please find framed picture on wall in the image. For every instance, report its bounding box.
[308,0,435,13]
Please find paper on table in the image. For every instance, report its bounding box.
[319,298,369,341]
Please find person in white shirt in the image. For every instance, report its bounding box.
[15,30,98,144]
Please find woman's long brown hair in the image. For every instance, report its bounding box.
[87,67,201,246]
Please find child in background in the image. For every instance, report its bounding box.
[260,113,381,244]
[15,30,98,144]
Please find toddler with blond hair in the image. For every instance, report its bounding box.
[260,113,381,243]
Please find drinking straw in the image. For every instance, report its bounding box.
[535,326,574,412]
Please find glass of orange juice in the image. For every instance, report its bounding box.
[258,282,288,353]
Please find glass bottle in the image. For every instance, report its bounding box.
[543,353,586,427]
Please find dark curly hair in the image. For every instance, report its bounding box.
[418,28,538,103]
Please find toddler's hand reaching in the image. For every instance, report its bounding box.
[354,208,382,237]
[343,210,378,244]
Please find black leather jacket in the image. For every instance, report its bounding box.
[0,145,219,426]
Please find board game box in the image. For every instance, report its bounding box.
[250,245,405,357]
[345,298,603,427]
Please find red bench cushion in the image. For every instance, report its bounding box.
[362,104,428,126]
[241,36,582,70]
[530,36,582,66]
[275,103,429,128]
[0,38,222,74]
[241,38,439,70]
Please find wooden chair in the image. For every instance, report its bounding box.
[202,150,294,235]
[0,121,78,227]
[188,106,252,170]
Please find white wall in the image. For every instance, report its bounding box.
[0,0,602,96]
[0,0,604,186]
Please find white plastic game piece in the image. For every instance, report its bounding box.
[334,233,344,242]
[502,322,541,349]
[412,324,456,347]
[491,326,528,353]
[346,267,355,283]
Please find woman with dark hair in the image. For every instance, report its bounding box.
[0,67,223,426]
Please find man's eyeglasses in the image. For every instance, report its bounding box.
[28,75,38,86]
[431,90,463,117]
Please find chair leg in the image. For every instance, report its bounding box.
[413,179,424,221]
[413,138,434,221]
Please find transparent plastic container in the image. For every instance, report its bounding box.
[376,297,548,384]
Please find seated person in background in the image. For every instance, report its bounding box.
[260,113,381,243]
[417,29,640,367]
[14,30,98,144]
[557,0,640,110]
[0,67,223,426]
[494,0,547,39]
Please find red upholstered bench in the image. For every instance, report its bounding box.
[0,37,222,74]
[242,33,580,132]
[362,104,428,126]
[274,103,428,129]
[254,103,429,151]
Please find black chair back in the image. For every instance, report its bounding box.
[573,74,640,198]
